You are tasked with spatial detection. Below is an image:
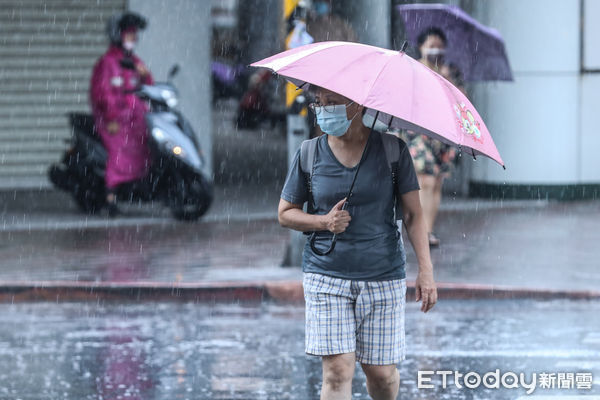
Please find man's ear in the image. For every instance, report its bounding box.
[350,103,364,120]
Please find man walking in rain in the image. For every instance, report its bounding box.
[278,86,437,400]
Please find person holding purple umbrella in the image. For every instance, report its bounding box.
[397,3,513,82]
[398,27,459,247]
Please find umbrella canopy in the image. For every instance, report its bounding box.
[251,41,504,167]
[397,3,513,82]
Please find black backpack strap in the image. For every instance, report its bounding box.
[380,132,402,221]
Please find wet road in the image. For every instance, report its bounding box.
[0,298,599,399]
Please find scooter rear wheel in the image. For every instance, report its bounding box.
[48,163,75,192]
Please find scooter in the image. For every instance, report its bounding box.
[48,64,213,221]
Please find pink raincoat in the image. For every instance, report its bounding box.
[90,45,154,189]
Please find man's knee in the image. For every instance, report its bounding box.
[322,354,355,391]
[362,364,399,390]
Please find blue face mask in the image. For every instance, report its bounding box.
[314,1,330,16]
[315,102,356,137]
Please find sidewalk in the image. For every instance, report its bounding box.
[1,185,599,302]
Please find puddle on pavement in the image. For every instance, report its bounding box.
[0,299,598,399]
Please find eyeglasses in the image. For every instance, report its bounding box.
[308,101,354,115]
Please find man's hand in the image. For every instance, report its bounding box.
[324,197,351,234]
[107,121,119,135]
[415,270,437,313]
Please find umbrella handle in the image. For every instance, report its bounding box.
[308,201,347,256]
[309,231,337,256]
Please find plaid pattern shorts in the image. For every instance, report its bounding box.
[303,272,407,365]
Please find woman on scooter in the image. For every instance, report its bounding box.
[90,12,154,216]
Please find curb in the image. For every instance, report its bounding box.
[1,280,599,303]
[0,211,279,233]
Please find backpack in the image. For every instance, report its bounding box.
[299,131,404,221]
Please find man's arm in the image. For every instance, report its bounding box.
[400,190,437,313]
[278,198,350,234]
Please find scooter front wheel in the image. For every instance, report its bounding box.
[169,174,213,221]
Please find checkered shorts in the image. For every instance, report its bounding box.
[303,272,407,365]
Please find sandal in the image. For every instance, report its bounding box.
[428,232,440,247]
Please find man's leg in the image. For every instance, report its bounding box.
[360,364,400,400]
[355,278,406,399]
[321,352,356,400]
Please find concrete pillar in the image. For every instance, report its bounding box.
[128,0,213,177]
[283,112,310,267]
[466,0,598,199]
[338,0,390,48]
[238,0,283,65]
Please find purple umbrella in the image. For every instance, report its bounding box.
[397,3,513,82]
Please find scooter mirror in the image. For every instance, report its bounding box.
[168,64,180,80]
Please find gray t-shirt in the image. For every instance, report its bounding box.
[281,130,420,281]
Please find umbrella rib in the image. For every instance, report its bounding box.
[365,53,398,106]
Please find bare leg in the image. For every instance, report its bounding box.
[360,363,400,400]
[321,352,356,400]
[417,173,436,232]
[429,175,445,231]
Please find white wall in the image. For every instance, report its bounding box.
[583,0,600,70]
[129,0,213,177]
[469,0,600,185]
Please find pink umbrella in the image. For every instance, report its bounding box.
[250,41,504,168]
